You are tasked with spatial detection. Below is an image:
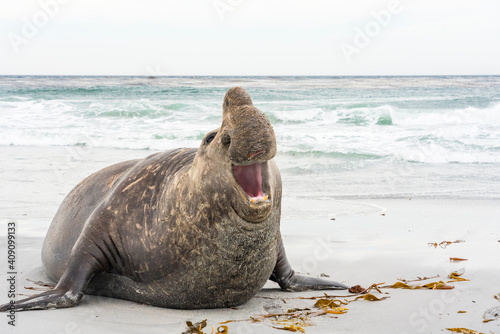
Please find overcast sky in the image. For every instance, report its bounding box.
[1,0,499,75]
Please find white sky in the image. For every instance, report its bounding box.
[1,0,499,75]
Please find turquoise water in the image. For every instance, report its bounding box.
[1,76,499,199]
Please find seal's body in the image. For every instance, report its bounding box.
[43,148,282,308]
[1,87,346,312]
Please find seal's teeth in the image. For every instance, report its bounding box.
[249,195,269,204]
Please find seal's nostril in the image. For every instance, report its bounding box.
[221,133,231,146]
[248,150,264,160]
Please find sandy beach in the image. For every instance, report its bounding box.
[1,145,499,333]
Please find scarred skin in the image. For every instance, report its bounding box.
[0,87,347,312]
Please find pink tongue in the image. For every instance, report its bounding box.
[233,163,264,199]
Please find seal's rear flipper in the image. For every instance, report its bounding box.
[271,271,348,291]
[0,288,83,312]
[270,237,348,291]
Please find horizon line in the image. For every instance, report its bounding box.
[1,74,499,78]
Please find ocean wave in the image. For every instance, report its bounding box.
[394,144,500,164]
[393,103,500,126]
[1,77,499,167]
[267,108,323,123]
[265,103,396,126]
[277,149,385,161]
[323,102,500,127]
[83,101,191,119]
[333,105,394,126]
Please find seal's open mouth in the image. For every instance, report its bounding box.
[233,163,270,203]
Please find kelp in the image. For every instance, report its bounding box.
[446,328,484,334]
[348,285,365,294]
[312,292,387,316]
[195,273,470,333]
[273,324,306,333]
[247,273,469,331]
[219,285,388,332]
[249,309,323,332]
[182,319,207,334]
[385,281,454,290]
[314,298,348,309]
[384,272,469,290]
[182,319,228,334]
[397,275,440,283]
[352,294,389,302]
[22,279,55,295]
[26,279,55,287]
[428,240,465,248]
[314,299,349,315]
[23,285,52,292]
[448,272,470,282]
[216,326,229,334]
[420,281,455,289]
[345,283,384,295]
[482,305,500,323]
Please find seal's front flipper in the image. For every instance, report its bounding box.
[270,237,348,291]
[0,250,103,312]
[0,288,83,312]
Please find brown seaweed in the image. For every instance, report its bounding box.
[446,328,484,334]
[428,240,465,248]
[182,320,228,334]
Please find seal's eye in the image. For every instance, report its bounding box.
[204,132,217,145]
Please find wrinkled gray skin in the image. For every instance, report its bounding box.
[0,87,347,312]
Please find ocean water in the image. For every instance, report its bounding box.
[1,76,499,203]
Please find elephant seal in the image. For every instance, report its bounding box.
[0,87,347,312]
